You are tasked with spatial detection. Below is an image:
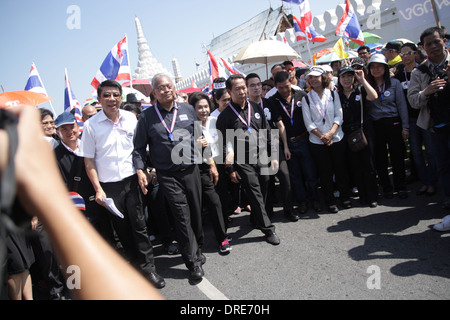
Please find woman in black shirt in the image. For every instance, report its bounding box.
[338,66,379,207]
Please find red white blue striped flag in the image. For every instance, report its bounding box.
[69,192,86,212]
[91,36,131,89]
[335,0,365,46]
[293,16,327,42]
[64,68,83,132]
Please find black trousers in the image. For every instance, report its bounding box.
[157,165,203,269]
[101,174,155,275]
[215,163,240,219]
[199,165,227,244]
[267,156,293,216]
[346,123,379,203]
[235,164,275,235]
[372,117,406,192]
[30,222,65,297]
[310,140,351,205]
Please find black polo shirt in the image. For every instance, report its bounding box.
[338,87,370,134]
[269,89,308,139]
[216,100,272,165]
[133,102,200,172]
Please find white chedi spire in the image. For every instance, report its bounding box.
[172,58,182,84]
[133,16,172,80]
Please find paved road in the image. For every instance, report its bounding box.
[153,183,450,301]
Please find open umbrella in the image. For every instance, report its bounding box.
[315,51,358,64]
[292,60,309,68]
[313,48,335,62]
[234,40,301,78]
[349,32,382,49]
[122,79,152,97]
[0,91,53,109]
[388,38,414,45]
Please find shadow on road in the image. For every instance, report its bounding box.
[327,201,450,280]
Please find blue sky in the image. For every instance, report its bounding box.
[0,0,339,115]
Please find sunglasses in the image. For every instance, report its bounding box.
[400,51,416,58]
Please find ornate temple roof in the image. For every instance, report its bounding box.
[133,16,172,80]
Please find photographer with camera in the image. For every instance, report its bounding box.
[408,27,450,213]
[0,106,163,299]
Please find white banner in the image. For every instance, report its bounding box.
[396,0,450,30]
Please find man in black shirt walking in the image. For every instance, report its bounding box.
[133,74,205,280]
[216,74,280,245]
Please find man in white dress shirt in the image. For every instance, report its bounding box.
[79,80,165,289]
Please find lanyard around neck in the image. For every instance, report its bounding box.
[155,102,178,141]
[228,101,252,133]
[279,97,295,126]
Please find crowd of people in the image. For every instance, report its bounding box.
[2,26,450,300]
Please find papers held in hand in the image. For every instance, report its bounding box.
[103,198,124,219]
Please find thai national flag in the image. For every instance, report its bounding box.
[207,50,220,83]
[64,69,83,131]
[69,192,86,212]
[283,0,312,32]
[201,84,212,98]
[335,0,364,46]
[293,16,327,42]
[220,58,241,76]
[91,36,131,89]
[24,63,48,96]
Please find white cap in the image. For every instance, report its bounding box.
[319,65,333,73]
[305,66,325,79]
[367,54,388,68]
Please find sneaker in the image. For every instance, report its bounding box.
[164,242,180,255]
[219,239,232,254]
[433,215,450,232]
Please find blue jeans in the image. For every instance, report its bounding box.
[287,138,319,204]
[432,132,450,197]
[409,118,437,187]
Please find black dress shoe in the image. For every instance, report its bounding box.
[284,210,299,222]
[146,271,166,289]
[383,191,394,199]
[398,190,408,199]
[265,232,280,245]
[189,265,204,280]
[328,205,338,213]
[342,200,352,209]
[313,200,323,212]
[369,201,378,208]
[297,203,308,215]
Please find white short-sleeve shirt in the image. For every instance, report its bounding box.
[302,89,344,145]
[79,109,137,183]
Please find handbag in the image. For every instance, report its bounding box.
[347,90,368,152]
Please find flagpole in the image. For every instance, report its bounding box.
[297,6,313,64]
[431,0,441,28]
[125,34,134,93]
[305,33,313,65]
[34,62,56,115]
